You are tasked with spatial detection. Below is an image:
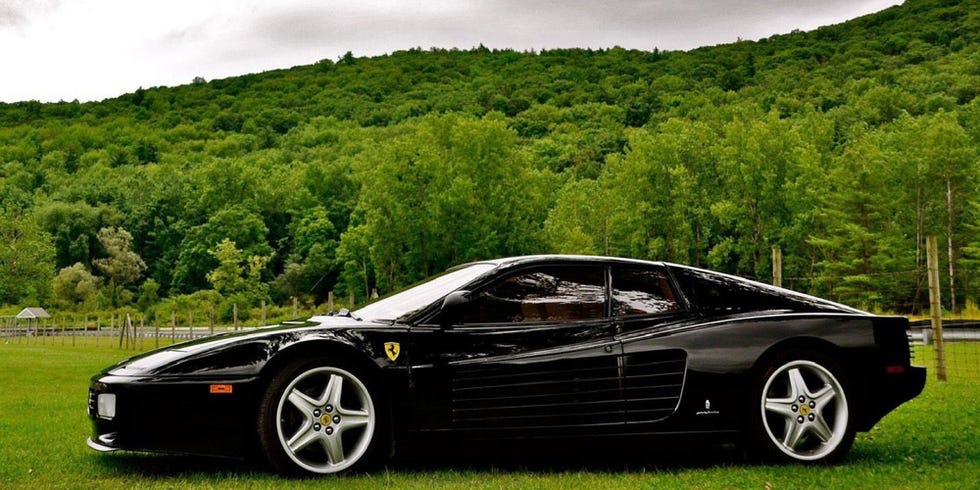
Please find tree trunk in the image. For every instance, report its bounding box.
[361,257,369,299]
[946,177,956,313]
[914,185,924,313]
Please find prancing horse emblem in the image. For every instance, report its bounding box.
[384,342,401,362]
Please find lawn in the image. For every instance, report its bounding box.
[0,338,976,489]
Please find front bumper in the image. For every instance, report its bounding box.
[86,436,119,452]
[87,374,261,458]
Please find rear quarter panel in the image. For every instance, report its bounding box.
[617,313,891,434]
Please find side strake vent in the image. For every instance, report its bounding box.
[623,349,687,423]
[451,355,622,429]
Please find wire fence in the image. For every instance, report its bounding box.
[0,302,325,351]
[0,314,284,350]
[909,320,980,382]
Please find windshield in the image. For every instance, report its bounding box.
[354,263,497,321]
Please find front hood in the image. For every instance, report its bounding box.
[104,316,388,377]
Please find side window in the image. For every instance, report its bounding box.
[460,266,606,324]
[612,266,680,317]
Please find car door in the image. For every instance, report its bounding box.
[610,263,691,425]
[408,263,624,436]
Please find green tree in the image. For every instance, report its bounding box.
[35,201,122,269]
[136,278,160,313]
[93,226,147,306]
[808,136,914,311]
[206,238,272,307]
[0,211,55,305]
[335,223,373,303]
[172,206,271,293]
[917,112,976,312]
[52,263,102,309]
[543,179,611,255]
[348,114,551,292]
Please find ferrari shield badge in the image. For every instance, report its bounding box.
[384,342,401,362]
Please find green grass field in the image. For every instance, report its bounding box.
[1,338,977,489]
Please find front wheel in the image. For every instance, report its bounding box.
[749,353,854,463]
[257,360,385,474]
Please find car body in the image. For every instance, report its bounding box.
[87,255,925,474]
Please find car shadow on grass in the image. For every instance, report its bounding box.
[390,439,748,473]
[90,440,748,477]
[90,452,262,477]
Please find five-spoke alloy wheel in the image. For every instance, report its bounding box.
[258,360,384,475]
[750,353,854,463]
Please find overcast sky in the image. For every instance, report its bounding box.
[0,0,901,103]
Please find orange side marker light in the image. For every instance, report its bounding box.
[210,384,234,394]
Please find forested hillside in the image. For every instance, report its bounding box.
[1,0,977,319]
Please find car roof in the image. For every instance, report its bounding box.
[470,254,667,268]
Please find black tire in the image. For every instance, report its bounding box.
[257,357,389,475]
[747,350,855,464]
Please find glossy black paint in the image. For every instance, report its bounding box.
[88,255,925,460]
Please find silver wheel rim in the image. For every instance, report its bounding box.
[760,360,848,461]
[275,366,376,473]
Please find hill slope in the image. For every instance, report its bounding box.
[0,0,977,316]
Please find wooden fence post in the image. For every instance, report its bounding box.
[118,313,127,348]
[171,311,176,345]
[209,305,215,336]
[154,311,160,349]
[188,311,194,340]
[126,314,133,349]
[349,291,355,309]
[292,297,298,319]
[926,236,947,382]
[261,300,267,326]
[772,247,782,288]
[328,291,334,313]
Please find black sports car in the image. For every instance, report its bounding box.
[87,255,925,474]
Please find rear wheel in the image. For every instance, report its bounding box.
[257,359,385,474]
[749,352,854,463]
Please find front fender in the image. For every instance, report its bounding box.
[106,325,372,378]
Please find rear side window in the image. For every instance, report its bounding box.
[611,265,680,317]
[669,265,843,313]
[460,265,606,324]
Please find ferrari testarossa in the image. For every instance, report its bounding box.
[87,255,925,474]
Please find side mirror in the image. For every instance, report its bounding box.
[440,290,470,326]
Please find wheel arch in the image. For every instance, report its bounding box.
[259,338,384,384]
[748,335,873,432]
[750,336,848,378]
